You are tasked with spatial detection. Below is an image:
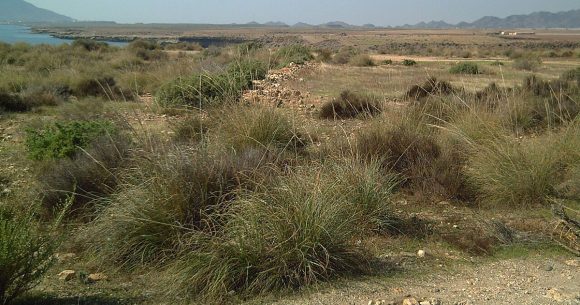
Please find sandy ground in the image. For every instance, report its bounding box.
[268,257,580,305]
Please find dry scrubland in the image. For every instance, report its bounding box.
[0,31,579,305]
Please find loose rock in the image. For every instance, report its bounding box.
[87,273,108,283]
[403,297,419,305]
[58,270,76,281]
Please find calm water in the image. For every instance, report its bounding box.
[0,24,127,46]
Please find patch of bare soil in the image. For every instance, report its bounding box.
[268,257,580,305]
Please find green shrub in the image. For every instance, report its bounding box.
[226,58,268,89]
[273,45,313,67]
[0,209,56,304]
[25,120,115,160]
[382,59,393,65]
[156,59,267,109]
[319,90,382,120]
[402,59,417,66]
[349,54,375,67]
[169,161,397,301]
[156,72,231,109]
[449,62,480,74]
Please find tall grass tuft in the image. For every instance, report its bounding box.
[466,123,580,207]
[168,161,397,301]
[217,107,306,153]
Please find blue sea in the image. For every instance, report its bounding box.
[0,24,127,46]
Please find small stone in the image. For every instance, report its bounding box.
[58,270,76,281]
[87,273,108,283]
[453,225,459,229]
[544,264,554,272]
[403,298,419,305]
[419,302,431,305]
[565,259,578,267]
[417,250,426,258]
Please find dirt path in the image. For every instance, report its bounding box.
[370,54,580,66]
[269,257,580,305]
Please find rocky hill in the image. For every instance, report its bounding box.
[0,0,73,23]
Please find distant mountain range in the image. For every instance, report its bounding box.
[245,9,580,29]
[403,9,580,29]
[0,0,578,29]
[0,0,74,23]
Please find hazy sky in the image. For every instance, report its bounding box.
[26,0,580,26]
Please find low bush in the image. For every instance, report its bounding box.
[382,59,393,65]
[319,90,382,120]
[562,67,580,85]
[0,90,29,112]
[316,48,333,62]
[25,120,115,160]
[466,125,579,207]
[353,121,440,187]
[449,62,480,75]
[156,59,267,109]
[90,146,274,268]
[72,75,134,100]
[349,54,375,67]
[513,56,542,71]
[273,45,313,68]
[72,39,109,52]
[405,77,454,100]
[0,209,56,304]
[332,47,357,65]
[171,115,208,143]
[402,59,417,66]
[38,133,132,219]
[217,107,305,153]
[169,161,397,301]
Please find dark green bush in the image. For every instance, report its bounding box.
[0,209,56,304]
[273,45,313,67]
[0,90,29,112]
[402,59,417,66]
[38,133,132,219]
[72,39,109,52]
[319,90,382,119]
[450,62,480,75]
[25,120,115,160]
[405,77,454,100]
